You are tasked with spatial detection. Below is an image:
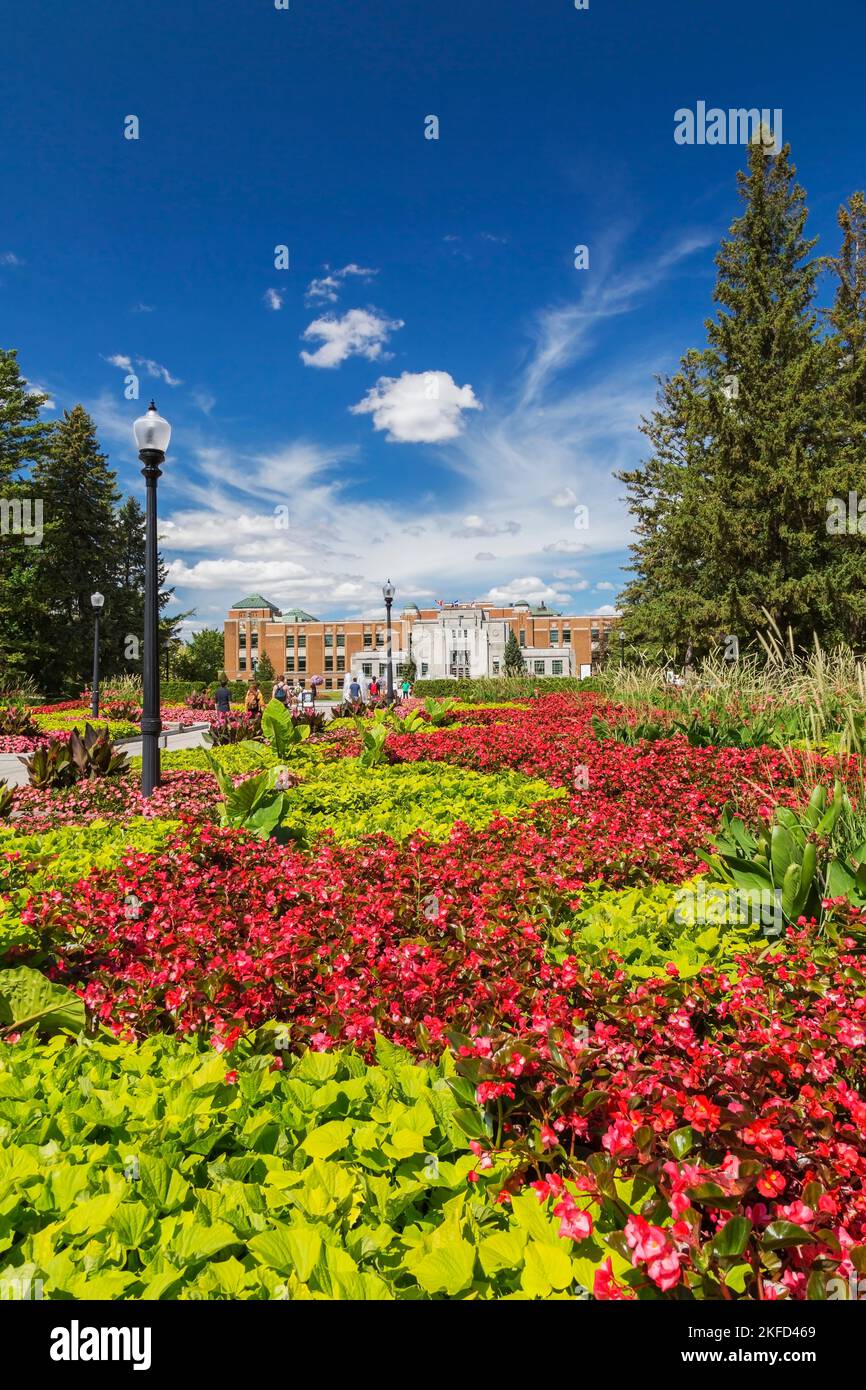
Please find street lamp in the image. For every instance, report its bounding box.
[382,579,396,703]
[619,629,625,669]
[90,592,105,717]
[133,400,171,796]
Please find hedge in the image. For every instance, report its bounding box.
[411,676,601,702]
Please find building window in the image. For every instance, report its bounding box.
[550,627,558,646]
[336,634,345,648]
[591,627,599,642]
[325,655,333,672]
[552,659,563,676]
[297,657,306,673]
[325,678,333,689]
[534,660,545,675]
[363,633,372,649]
[324,632,333,647]
[519,629,526,647]
[376,631,384,646]
[286,657,295,671]
[362,662,372,677]
[421,662,429,677]
[239,656,246,671]
[336,656,345,673]
[297,634,306,649]
[492,660,500,674]
[285,634,294,649]
[562,627,571,645]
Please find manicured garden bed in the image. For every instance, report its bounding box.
[1,691,865,1300]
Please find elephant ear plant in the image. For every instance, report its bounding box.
[709,781,866,928]
[260,697,311,757]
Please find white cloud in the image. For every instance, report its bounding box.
[139,358,182,386]
[0,251,23,266]
[550,487,577,507]
[306,263,378,303]
[264,288,283,311]
[192,390,216,415]
[300,308,403,368]
[351,370,482,443]
[543,540,587,554]
[452,514,520,538]
[132,302,154,313]
[104,354,182,386]
[480,577,573,607]
[595,580,616,590]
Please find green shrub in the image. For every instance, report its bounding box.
[413,677,592,702]
[0,1031,616,1300]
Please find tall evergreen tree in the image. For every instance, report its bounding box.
[104,496,146,677]
[0,350,53,684]
[502,628,526,675]
[31,405,121,692]
[821,191,866,646]
[618,143,836,655]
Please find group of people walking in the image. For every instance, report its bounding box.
[213,671,414,719]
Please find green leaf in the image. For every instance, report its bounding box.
[411,1240,477,1296]
[669,1126,695,1159]
[762,1221,812,1248]
[248,1222,323,1281]
[300,1119,353,1159]
[711,1216,752,1258]
[521,1238,573,1296]
[0,965,86,1036]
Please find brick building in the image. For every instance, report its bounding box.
[224,595,618,689]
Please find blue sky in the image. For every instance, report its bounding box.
[2,0,865,633]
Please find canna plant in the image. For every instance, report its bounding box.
[205,752,299,839]
[0,706,39,738]
[260,698,311,756]
[24,725,130,790]
[354,716,389,768]
[709,781,866,926]
[423,697,459,728]
[0,779,14,820]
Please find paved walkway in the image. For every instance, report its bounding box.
[0,709,338,788]
[0,724,212,788]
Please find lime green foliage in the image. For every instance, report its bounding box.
[154,741,284,775]
[35,712,139,740]
[0,1032,614,1300]
[710,781,866,926]
[551,879,770,980]
[0,818,179,958]
[284,760,564,845]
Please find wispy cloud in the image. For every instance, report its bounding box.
[104,353,182,386]
[264,287,283,311]
[306,263,378,304]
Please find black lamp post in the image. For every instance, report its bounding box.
[133,400,171,796]
[382,579,396,703]
[619,629,625,669]
[90,592,105,717]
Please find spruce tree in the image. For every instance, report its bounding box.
[30,405,121,692]
[255,651,276,685]
[618,142,834,655]
[0,350,54,686]
[821,191,866,647]
[502,628,526,675]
